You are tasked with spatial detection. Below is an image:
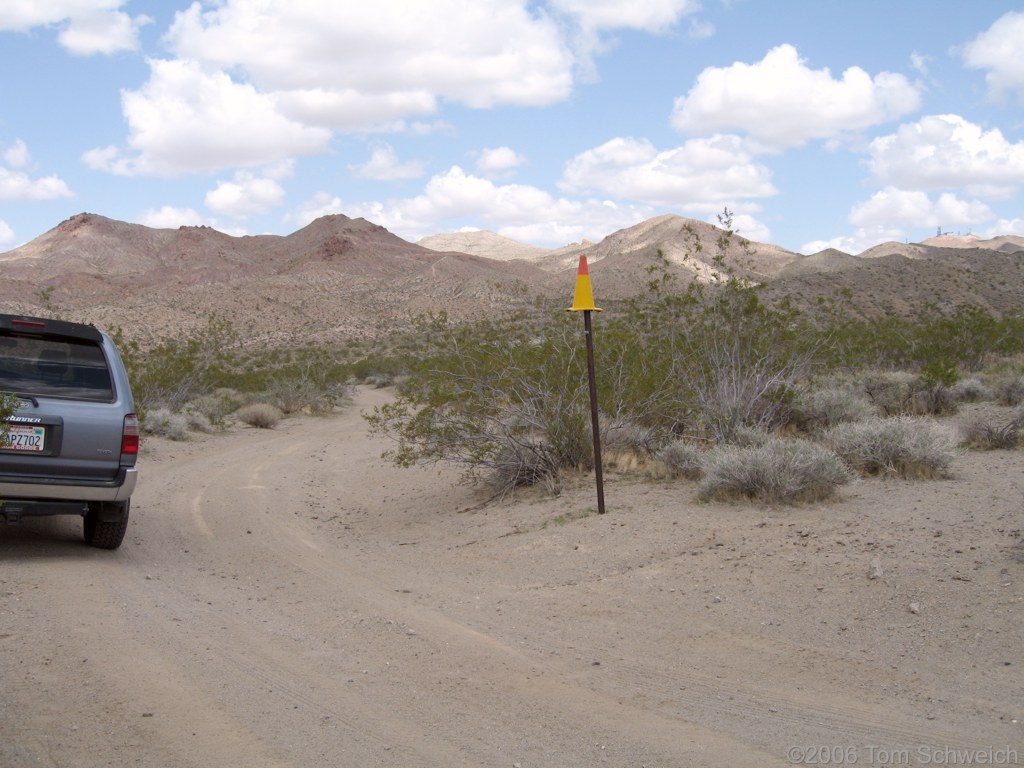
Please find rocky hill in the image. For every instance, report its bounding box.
[2,212,1023,347]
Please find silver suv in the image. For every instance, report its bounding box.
[0,314,139,549]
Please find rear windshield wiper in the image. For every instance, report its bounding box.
[13,393,39,407]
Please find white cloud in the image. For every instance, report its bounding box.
[164,0,574,113]
[0,1,145,54]
[867,114,1024,195]
[560,135,776,207]
[548,0,699,32]
[350,144,425,181]
[0,168,73,201]
[205,171,287,219]
[58,8,147,55]
[671,44,921,151]
[0,219,15,248]
[960,11,1024,104]
[688,18,714,40]
[298,166,650,247]
[3,139,30,168]
[984,218,1024,238]
[83,58,331,176]
[286,192,346,229]
[849,188,993,230]
[475,147,526,178]
[136,205,210,229]
[801,226,908,256]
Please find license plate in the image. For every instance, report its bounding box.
[4,425,46,452]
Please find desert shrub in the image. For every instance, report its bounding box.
[860,371,918,416]
[959,409,1024,450]
[993,375,1024,406]
[485,440,562,495]
[950,377,993,403]
[183,411,214,434]
[823,416,959,478]
[365,314,593,489]
[143,408,190,441]
[793,386,876,433]
[696,438,852,503]
[184,388,245,428]
[112,313,238,416]
[726,424,771,447]
[236,403,283,429]
[860,370,954,416]
[601,417,667,456]
[655,440,704,480]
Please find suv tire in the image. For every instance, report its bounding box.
[84,501,130,550]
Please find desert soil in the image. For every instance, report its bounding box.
[1,386,1021,767]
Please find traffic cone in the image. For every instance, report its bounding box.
[567,255,601,312]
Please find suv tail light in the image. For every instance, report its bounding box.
[121,414,140,460]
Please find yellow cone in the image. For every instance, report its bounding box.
[567,254,602,312]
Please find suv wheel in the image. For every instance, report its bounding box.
[84,501,130,550]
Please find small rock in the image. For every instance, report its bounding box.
[909,602,921,614]
[868,558,884,580]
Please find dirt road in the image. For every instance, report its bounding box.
[1,387,1021,766]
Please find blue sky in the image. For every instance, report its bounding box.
[1,1,1022,255]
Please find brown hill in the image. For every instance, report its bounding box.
[0,213,553,347]
[2,211,1023,347]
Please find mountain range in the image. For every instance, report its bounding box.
[1,211,1022,348]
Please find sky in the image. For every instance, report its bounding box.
[1,1,1023,256]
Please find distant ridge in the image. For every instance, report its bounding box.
[2,211,1023,347]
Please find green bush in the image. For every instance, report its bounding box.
[696,438,852,503]
[823,416,959,478]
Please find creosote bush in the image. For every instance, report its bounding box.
[696,438,852,503]
[823,416,959,478]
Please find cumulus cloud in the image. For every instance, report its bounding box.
[83,58,331,175]
[867,114,1024,195]
[849,188,993,230]
[3,139,30,168]
[671,44,921,151]
[136,205,211,229]
[0,219,15,248]
[164,0,574,113]
[475,147,526,178]
[560,135,776,207]
[350,144,426,181]
[295,166,651,247]
[206,171,287,219]
[0,0,146,54]
[549,0,699,32]
[802,188,996,255]
[0,168,73,201]
[960,11,1024,104]
[801,226,909,256]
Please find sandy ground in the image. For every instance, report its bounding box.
[1,386,1021,767]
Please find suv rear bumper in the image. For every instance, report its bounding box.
[0,466,137,504]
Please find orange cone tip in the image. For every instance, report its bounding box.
[567,255,601,312]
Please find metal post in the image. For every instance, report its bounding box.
[583,309,605,514]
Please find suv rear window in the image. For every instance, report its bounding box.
[0,335,114,402]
